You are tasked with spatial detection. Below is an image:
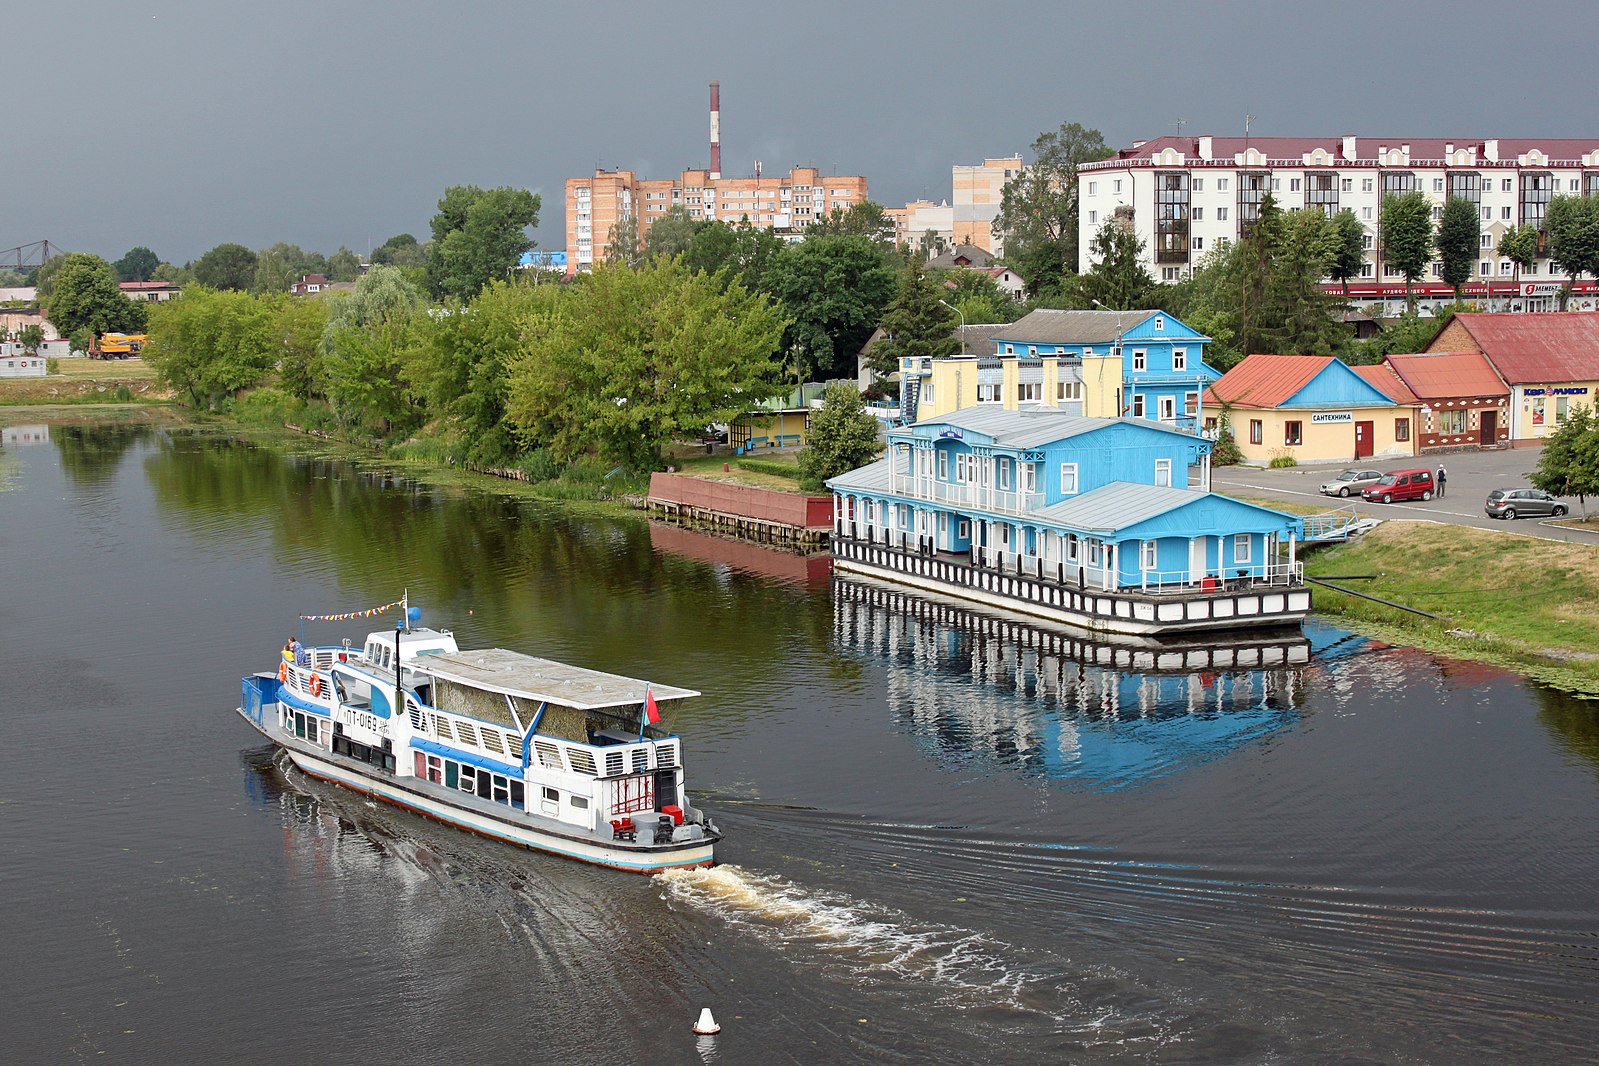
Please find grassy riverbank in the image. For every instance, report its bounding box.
[0,356,171,406]
[1304,521,1599,695]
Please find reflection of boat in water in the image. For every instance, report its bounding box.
[649,521,832,586]
[237,602,720,873]
[835,575,1307,789]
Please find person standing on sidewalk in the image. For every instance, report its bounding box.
[1437,465,1447,497]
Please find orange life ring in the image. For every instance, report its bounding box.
[278,661,288,682]
[309,672,323,698]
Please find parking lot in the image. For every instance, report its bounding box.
[1210,445,1599,545]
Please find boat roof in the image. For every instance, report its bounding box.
[414,648,700,710]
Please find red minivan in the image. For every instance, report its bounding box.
[1361,468,1434,503]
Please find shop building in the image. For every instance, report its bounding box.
[1425,312,1599,442]
[1380,350,1511,450]
[1205,354,1417,464]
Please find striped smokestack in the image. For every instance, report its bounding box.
[709,81,721,180]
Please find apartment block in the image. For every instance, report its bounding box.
[565,166,868,272]
[890,156,1021,256]
[1078,136,1599,315]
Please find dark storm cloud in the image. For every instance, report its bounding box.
[12,0,1597,264]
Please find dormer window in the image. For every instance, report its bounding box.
[1153,316,1164,331]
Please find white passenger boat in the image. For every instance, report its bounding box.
[237,605,720,873]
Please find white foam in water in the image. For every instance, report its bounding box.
[658,864,1041,1004]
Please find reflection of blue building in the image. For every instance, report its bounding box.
[835,578,1306,790]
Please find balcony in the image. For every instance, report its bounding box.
[897,476,1045,517]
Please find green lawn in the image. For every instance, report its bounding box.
[1304,521,1599,694]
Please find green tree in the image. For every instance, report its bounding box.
[0,269,25,289]
[806,201,896,242]
[1497,225,1539,310]
[763,234,899,381]
[797,383,881,490]
[1074,218,1156,312]
[643,206,700,262]
[993,122,1109,298]
[1253,206,1345,356]
[18,323,45,354]
[1380,191,1433,313]
[424,185,541,300]
[684,223,785,293]
[410,279,559,466]
[1531,404,1599,517]
[1544,195,1599,310]
[1436,196,1481,300]
[192,242,259,290]
[321,265,427,433]
[868,265,959,378]
[1327,208,1367,298]
[605,212,643,267]
[143,287,277,407]
[371,234,425,268]
[34,255,68,298]
[252,247,300,294]
[43,253,147,341]
[327,246,363,282]
[272,294,331,402]
[152,261,193,286]
[505,259,789,470]
[944,269,1024,325]
[114,246,160,283]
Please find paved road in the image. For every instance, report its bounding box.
[1210,445,1599,545]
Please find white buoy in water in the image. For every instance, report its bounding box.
[693,1007,721,1035]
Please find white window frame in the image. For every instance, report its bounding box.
[1140,540,1158,571]
[1158,396,1176,422]
[1060,462,1079,495]
[938,450,948,480]
[1233,533,1252,564]
[1154,458,1172,486]
[1172,348,1187,372]
[1132,349,1147,372]
[1131,394,1146,418]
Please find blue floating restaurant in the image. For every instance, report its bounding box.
[826,407,1310,634]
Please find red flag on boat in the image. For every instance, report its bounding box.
[645,688,661,725]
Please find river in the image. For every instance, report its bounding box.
[3,414,1598,1064]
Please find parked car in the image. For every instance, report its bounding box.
[1361,468,1435,504]
[1320,468,1384,497]
[1484,487,1567,520]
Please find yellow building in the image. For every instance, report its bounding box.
[1205,355,1418,464]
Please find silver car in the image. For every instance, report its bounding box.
[1484,487,1568,520]
[1320,468,1384,497]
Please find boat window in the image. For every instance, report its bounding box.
[543,787,559,802]
[570,796,589,810]
[445,762,459,789]
[511,781,525,809]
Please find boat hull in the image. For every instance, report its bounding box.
[239,708,716,874]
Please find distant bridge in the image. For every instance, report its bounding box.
[0,240,64,272]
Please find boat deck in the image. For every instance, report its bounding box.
[418,648,699,709]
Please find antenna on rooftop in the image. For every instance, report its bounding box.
[1173,118,1187,138]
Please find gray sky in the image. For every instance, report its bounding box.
[12,0,1598,266]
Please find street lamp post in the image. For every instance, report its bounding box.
[938,299,967,355]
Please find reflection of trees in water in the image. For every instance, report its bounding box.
[53,421,153,484]
[1532,685,1599,775]
[834,580,1309,787]
[143,431,833,704]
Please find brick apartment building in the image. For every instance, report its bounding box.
[565,166,868,272]
[888,156,1021,256]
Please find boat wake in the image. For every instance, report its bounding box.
[656,864,1119,1030]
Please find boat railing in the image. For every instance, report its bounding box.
[406,703,680,780]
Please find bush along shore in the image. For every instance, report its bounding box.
[1303,520,1599,696]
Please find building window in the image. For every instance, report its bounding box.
[958,519,970,539]
[1140,540,1158,570]
[1433,177,1444,193]
[1363,207,1373,221]
[1155,171,1190,263]
[938,450,949,479]
[1192,178,1204,192]
[1017,382,1041,402]
[1448,171,1482,205]
[1238,171,1269,233]
[1502,205,1512,220]
[1114,179,1122,194]
[1185,391,1198,416]
[997,458,1011,491]
[977,383,1001,403]
[1342,178,1353,192]
[1234,534,1252,565]
[1362,234,1374,250]
[1289,178,1301,192]
[1131,394,1146,418]
[1057,379,1082,401]
[1154,458,1172,487]
[1060,463,1079,494]
[1480,233,1494,248]
[1216,206,1229,221]
[1087,540,1102,566]
[1437,409,1466,434]
[1162,267,1181,281]
[1132,349,1147,371]
[1306,171,1338,216]
[1192,236,1204,250]
[1088,181,1096,195]
[1088,210,1097,225]
[1503,178,1514,192]
[1154,316,1164,331]
[1217,178,1229,192]
[1284,420,1303,446]
[1172,349,1187,371]
[1363,178,1374,193]
[1249,419,1263,444]
[955,453,970,483]
[1193,207,1204,221]
[1395,417,1411,441]
[1521,172,1553,235]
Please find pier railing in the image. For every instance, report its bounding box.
[832,533,1309,631]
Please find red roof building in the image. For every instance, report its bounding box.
[1426,313,1599,441]
[1204,354,1415,464]
[1381,351,1510,450]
